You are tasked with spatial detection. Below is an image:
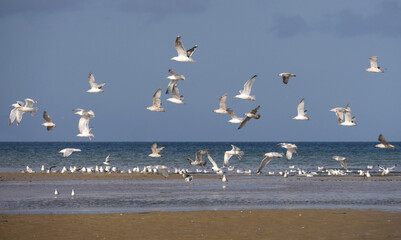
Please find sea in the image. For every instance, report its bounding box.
[0,142,400,214]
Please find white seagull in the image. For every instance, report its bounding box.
[71,189,75,197]
[166,69,185,94]
[103,154,111,165]
[279,73,296,84]
[147,88,165,112]
[330,106,347,125]
[257,152,283,175]
[41,111,56,131]
[74,108,95,140]
[87,72,106,93]
[171,35,197,62]
[149,142,166,158]
[213,93,228,114]
[340,104,356,126]
[187,149,208,168]
[206,152,224,174]
[332,156,347,170]
[166,84,184,104]
[226,108,244,124]
[375,134,395,149]
[365,56,384,73]
[54,188,59,196]
[278,143,298,160]
[238,105,261,130]
[234,75,257,101]
[59,148,82,158]
[9,101,24,126]
[223,145,244,167]
[293,98,309,120]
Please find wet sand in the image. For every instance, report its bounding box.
[0,209,400,240]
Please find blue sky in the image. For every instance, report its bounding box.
[0,0,400,142]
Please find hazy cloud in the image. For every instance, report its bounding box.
[269,15,309,38]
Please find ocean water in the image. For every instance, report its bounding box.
[0,142,400,214]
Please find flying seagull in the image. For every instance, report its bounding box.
[279,73,296,84]
[332,156,347,169]
[187,149,208,168]
[9,101,23,126]
[166,69,185,94]
[340,104,356,126]
[330,106,347,125]
[278,143,298,160]
[41,111,56,131]
[226,108,244,124]
[293,98,309,120]
[166,84,184,104]
[223,145,244,167]
[238,105,261,129]
[234,75,257,101]
[147,88,165,112]
[59,148,81,158]
[375,134,395,149]
[103,154,111,165]
[74,108,95,140]
[149,142,166,158]
[257,152,283,175]
[365,56,384,73]
[206,152,224,174]
[87,72,106,93]
[213,93,228,114]
[171,35,197,62]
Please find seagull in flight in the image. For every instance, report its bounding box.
[59,148,81,157]
[223,145,244,167]
[9,101,23,126]
[375,134,395,149]
[365,56,384,73]
[166,84,184,104]
[147,88,165,112]
[149,142,166,158]
[293,98,309,120]
[41,111,56,131]
[340,104,356,126]
[171,35,197,62]
[332,156,347,170]
[187,149,208,168]
[87,72,106,93]
[213,93,228,114]
[238,105,261,129]
[103,154,111,165]
[279,73,296,84]
[74,108,95,140]
[257,152,283,175]
[166,69,185,94]
[278,143,298,160]
[206,152,224,174]
[234,75,257,101]
[330,106,347,125]
[226,108,244,124]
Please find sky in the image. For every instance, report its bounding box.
[0,0,400,142]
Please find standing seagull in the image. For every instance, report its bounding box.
[279,73,296,84]
[223,145,244,167]
[187,150,208,168]
[375,134,396,149]
[234,75,257,101]
[171,35,197,62]
[41,111,56,131]
[59,148,81,157]
[213,93,228,114]
[147,88,165,112]
[166,69,185,94]
[257,152,283,175]
[166,85,184,104]
[87,72,106,93]
[226,108,244,124]
[278,143,298,160]
[9,101,23,126]
[149,142,166,158]
[340,104,356,126]
[365,56,384,73]
[238,105,261,129]
[293,98,309,120]
[332,156,347,170]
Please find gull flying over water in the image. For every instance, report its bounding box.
[9,101,23,126]
[257,152,283,175]
[59,148,81,158]
[234,75,257,101]
[171,35,197,62]
[278,143,298,160]
[365,56,384,73]
[213,93,228,114]
[340,104,356,126]
[87,72,106,93]
[293,98,309,120]
[238,105,261,129]
[223,145,244,167]
[41,111,56,131]
[332,156,347,170]
[166,69,185,94]
[147,88,165,112]
[227,108,244,124]
[375,134,395,149]
[279,73,296,84]
[206,152,224,174]
[166,84,184,104]
[149,142,166,158]
[187,149,208,168]
[330,106,347,125]
[103,154,111,165]
[74,108,95,140]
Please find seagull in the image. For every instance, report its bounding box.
[155,165,169,178]
[103,154,111,165]
[330,106,347,125]
[166,84,184,104]
[187,149,208,168]
[234,75,257,101]
[223,145,244,167]
[375,134,396,149]
[87,72,105,93]
[184,174,193,183]
[278,73,296,84]
[19,98,39,115]
[147,88,165,112]
[213,93,228,114]
[226,108,244,124]
[257,152,283,175]
[222,175,227,182]
[340,104,356,126]
[171,35,197,62]
[71,189,75,197]
[379,166,396,176]
[238,105,261,129]
[54,188,59,196]
[59,148,81,157]
[149,142,166,158]
[74,109,95,140]
[9,101,23,126]
[365,56,384,73]
[278,143,298,160]
[41,111,56,131]
[293,98,309,120]
[206,152,224,174]
[166,69,185,94]
[332,156,347,170]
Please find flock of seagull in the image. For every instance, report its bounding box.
[8,36,397,186]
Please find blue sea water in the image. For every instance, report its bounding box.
[0,142,400,214]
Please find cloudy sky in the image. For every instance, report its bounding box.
[1,0,400,142]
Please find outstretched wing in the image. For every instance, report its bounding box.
[378,134,389,146]
[238,117,251,130]
[152,88,162,107]
[174,36,187,57]
[241,75,257,95]
[257,156,273,174]
[297,98,305,116]
[43,111,52,123]
[219,94,227,110]
[369,56,378,68]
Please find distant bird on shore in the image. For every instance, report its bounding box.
[184,174,193,183]
[59,148,81,157]
[257,152,283,175]
[234,75,257,101]
[213,93,228,114]
[87,72,106,93]
[379,166,396,176]
[279,73,296,84]
[222,175,227,182]
[166,69,185,94]
[149,143,166,158]
[238,105,261,129]
[171,35,197,62]
[278,143,298,160]
[71,189,75,197]
[223,145,244,167]
[365,56,384,73]
[9,101,23,126]
[41,111,56,131]
[147,88,165,112]
[375,134,395,149]
[227,108,244,124]
[293,98,309,120]
[166,85,184,104]
[332,156,347,169]
[187,150,208,168]
[54,188,59,196]
[103,154,111,165]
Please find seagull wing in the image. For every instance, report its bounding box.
[186,45,197,57]
[88,72,98,88]
[378,134,390,146]
[151,143,158,154]
[335,111,344,124]
[24,98,36,108]
[168,69,180,77]
[174,36,187,57]
[257,156,273,174]
[78,116,90,134]
[172,84,181,99]
[297,98,305,116]
[240,75,257,95]
[43,111,52,123]
[339,160,347,169]
[219,93,227,110]
[238,117,251,130]
[282,76,289,84]
[9,108,18,126]
[226,108,238,119]
[152,88,162,107]
[223,152,233,167]
[206,153,218,169]
[166,80,177,94]
[369,56,378,68]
